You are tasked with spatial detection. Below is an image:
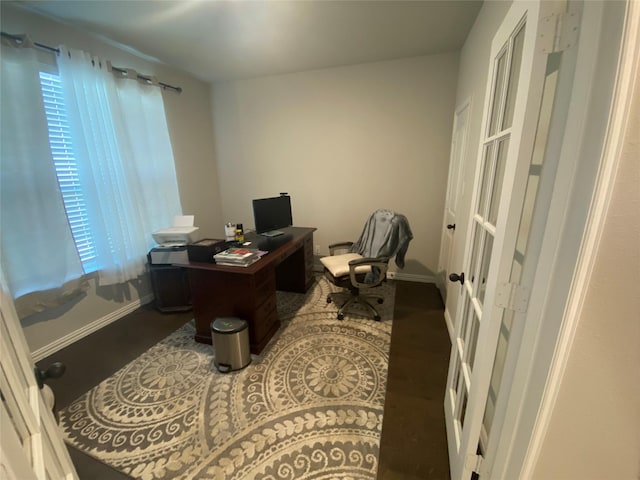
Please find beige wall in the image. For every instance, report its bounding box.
[1,4,222,353]
[211,53,460,280]
[532,57,640,480]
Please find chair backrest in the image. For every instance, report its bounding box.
[351,209,413,267]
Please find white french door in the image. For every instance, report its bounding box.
[444,2,566,478]
[0,275,78,479]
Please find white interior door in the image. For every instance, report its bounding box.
[438,98,472,340]
[0,276,78,480]
[444,2,565,478]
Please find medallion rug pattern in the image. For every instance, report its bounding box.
[59,277,395,479]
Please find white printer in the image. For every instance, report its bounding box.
[149,215,200,265]
[152,215,200,246]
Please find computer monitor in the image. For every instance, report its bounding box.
[252,195,292,235]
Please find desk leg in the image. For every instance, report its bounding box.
[188,269,222,344]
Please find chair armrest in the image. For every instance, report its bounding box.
[348,257,389,288]
[329,242,354,255]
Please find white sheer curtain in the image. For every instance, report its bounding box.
[58,47,183,285]
[0,37,85,300]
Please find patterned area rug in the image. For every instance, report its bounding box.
[59,276,395,480]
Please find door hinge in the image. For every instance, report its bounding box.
[540,11,580,54]
[465,453,484,474]
[495,282,529,313]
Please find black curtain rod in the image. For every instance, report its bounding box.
[1,31,182,93]
[108,66,182,93]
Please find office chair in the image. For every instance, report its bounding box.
[320,209,413,321]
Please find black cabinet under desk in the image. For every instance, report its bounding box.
[148,247,192,313]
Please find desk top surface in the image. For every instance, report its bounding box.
[176,226,315,274]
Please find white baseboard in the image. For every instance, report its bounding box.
[32,294,154,362]
[387,271,435,284]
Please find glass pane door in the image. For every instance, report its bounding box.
[444,2,559,478]
[445,19,524,472]
[481,52,562,448]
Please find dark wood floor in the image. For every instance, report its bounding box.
[38,280,451,480]
[377,281,451,480]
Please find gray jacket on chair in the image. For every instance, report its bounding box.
[350,209,413,268]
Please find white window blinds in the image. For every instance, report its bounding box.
[39,71,97,272]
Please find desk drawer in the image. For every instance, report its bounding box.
[253,264,274,286]
[250,294,278,341]
[254,273,276,307]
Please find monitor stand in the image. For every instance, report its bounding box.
[260,230,284,238]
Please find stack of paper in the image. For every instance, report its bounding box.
[213,247,265,267]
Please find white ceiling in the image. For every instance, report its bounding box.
[15,0,482,83]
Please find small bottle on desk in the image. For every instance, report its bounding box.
[235,223,245,243]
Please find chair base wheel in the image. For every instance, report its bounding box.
[326,290,383,322]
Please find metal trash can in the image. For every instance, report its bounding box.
[211,317,251,373]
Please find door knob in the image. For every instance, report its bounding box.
[34,362,66,389]
[449,272,464,285]
[447,224,456,230]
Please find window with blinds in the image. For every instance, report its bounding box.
[39,72,97,273]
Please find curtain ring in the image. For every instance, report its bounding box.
[139,75,159,87]
[106,61,132,77]
[1,33,34,48]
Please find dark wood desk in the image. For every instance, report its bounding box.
[178,227,315,354]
